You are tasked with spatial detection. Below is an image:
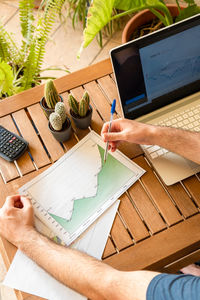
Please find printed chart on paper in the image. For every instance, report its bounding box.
[19,131,145,245]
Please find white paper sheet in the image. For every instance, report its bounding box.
[19,131,145,245]
[3,201,119,300]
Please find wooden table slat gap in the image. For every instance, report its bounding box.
[97,76,122,117]
[120,192,151,240]
[183,176,200,208]
[163,178,199,218]
[102,237,117,259]
[152,169,188,219]
[83,85,107,123]
[33,129,52,161]
[134,156,183,225]
[109,235,119,254]
[62,132,79,151]
[110,73,115,81]
[27,104,65,162]
[195,173,200,181]
[127,186,167,234]
[0,115,27,181]
[12,110,51,169]
[180,180,200,210]
[84,81,113,122]
[110,214,133,251]
[117,211,135,242]
[137,178,169,225]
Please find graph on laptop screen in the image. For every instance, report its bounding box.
[111,18,200,119]
[140,25,200,102]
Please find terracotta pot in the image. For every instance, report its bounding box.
[122,4,183,43]
[40,95,63,119]
[48,116,72,142]
[70,105,93,129]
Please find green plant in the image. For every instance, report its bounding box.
[66,0,91,29]
[44,79,60,109]
[60,0,122,48]
[68,91,90,117]
[0,0,66,99]
[49,102,67,131]
[79,0,200,54]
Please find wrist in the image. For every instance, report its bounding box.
[140,124,159,145]
[17,226,38,250]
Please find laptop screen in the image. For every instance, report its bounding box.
[110,15,200,119]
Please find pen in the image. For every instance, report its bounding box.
[104,99,116,163]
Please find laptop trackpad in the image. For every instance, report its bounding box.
[151,152,200,186]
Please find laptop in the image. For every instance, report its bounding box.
[110,14,200,185]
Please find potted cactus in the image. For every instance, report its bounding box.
[48,102,72,142]
[68,91,92,129]
[40,79,63,119]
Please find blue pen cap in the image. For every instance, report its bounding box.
[111,99,116,114]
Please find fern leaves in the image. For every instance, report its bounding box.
[0,0,66,96]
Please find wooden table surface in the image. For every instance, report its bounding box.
[0,59,200,300]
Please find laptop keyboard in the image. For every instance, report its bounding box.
[143,103,200,160]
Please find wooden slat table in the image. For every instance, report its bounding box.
[0,59,200,300]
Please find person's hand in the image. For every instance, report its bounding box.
[180,264,200,276]
[0,195,34,248]
[101,118,155,152]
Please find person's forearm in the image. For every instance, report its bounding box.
[19,229,159,300]
[19,229,119,300]
[145,126,200,164]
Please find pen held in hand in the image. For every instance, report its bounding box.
[104,99,116,163]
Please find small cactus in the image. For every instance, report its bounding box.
[49,112,62,131]
[68,91,90,117]
[44,79,60,109]
[79,99,87,117]
[55,102,66,124]
[82,91,90,109]
[68,94,79,115]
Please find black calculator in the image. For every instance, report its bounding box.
[0,125,29,162]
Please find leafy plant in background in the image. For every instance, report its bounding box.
[0,0,67,99]
[64,0,123,47]
[79,0,200,55]
[67,0,91,29]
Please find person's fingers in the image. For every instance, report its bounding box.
[5,195,21,208]
[103,131,124,142]
[101,122,110,137]
[20,196,32,210]
[101,119,123,138]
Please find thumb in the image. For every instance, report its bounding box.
[20,196,32,209]
[103,131,124,142]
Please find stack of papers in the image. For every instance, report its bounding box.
[4,131,145,299]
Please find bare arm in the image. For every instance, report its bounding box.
[101,119,200,164]
[0,195,159,300]
[19,229,159,300]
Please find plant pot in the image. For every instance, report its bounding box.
[122,4,183,43]
[40,95,63,119]
[48,117,72,142]
[70,105,93,129]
